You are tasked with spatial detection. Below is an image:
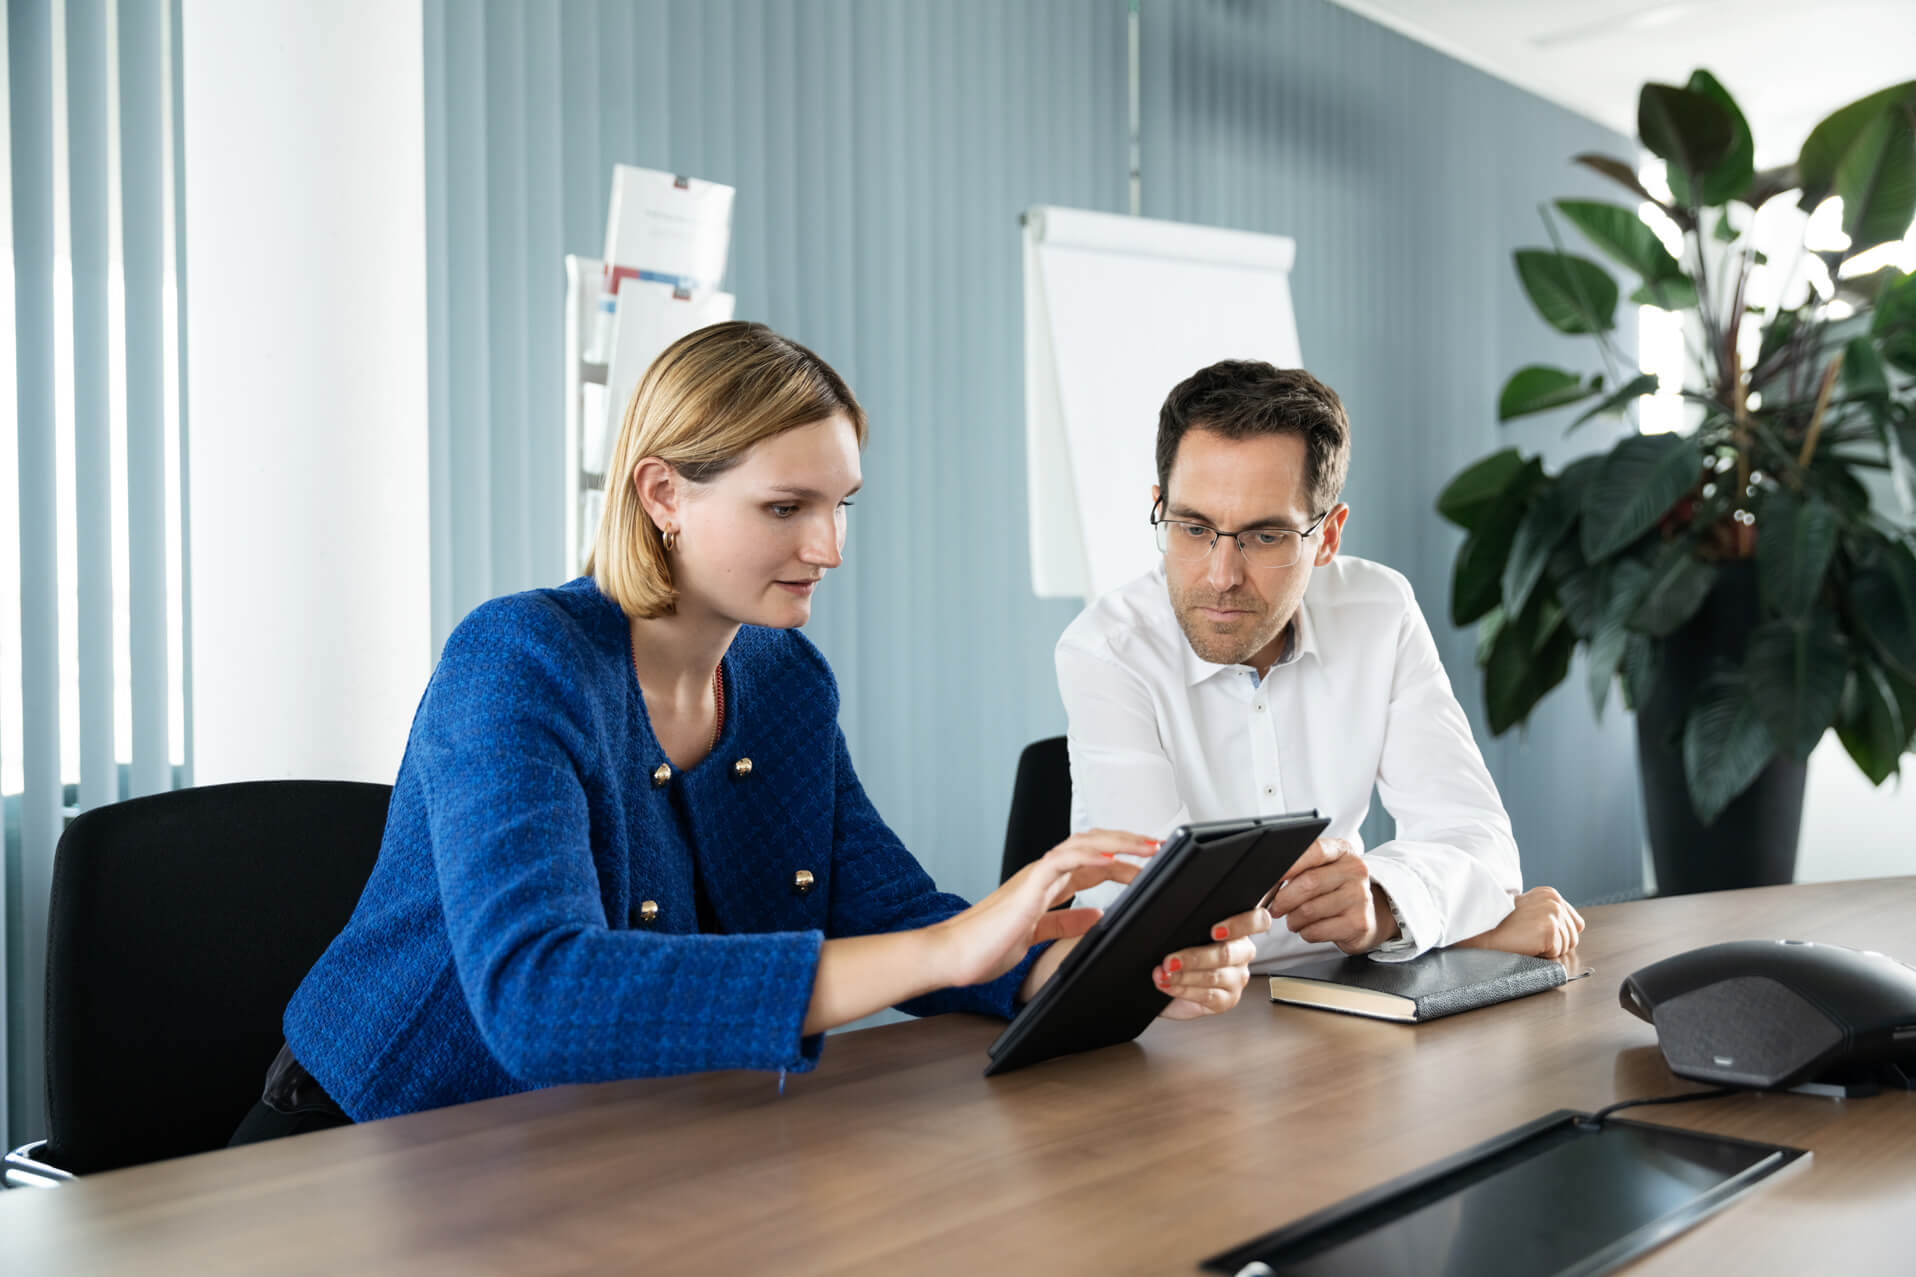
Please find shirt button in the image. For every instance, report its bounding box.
[1263,786,1275,797]
[1254,701,1265,712]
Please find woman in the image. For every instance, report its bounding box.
[235,323,1268,1141]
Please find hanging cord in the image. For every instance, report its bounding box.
[1127,0,1141,216]
[1575,1086,1741,1131]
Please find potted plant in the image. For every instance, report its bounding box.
[1436,72,1916,895]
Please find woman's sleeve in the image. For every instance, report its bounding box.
[420,600,829,1082]
[824,727,1046,1020]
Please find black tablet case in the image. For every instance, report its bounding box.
[984,811,1329,1076]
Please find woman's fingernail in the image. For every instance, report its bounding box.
[1212,924,1229,941]
[1166,956,1183,973]
[1099,852,1115,859]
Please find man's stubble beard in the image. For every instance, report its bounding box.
[1167,573,1295,668]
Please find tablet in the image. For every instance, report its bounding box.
[984,811,1329,1076]
[1200,1110,1808,1275]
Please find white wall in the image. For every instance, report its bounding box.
[182,0,430,784]
[1797,739,1915,883]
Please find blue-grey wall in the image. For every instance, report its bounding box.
[424,0,1646,913]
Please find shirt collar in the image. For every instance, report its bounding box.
[1178,590,1321,687]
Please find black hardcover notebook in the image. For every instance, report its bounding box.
[1263,947,1572,1022]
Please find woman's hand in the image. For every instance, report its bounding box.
[931,830,1157,990]
[1454,886,1585,959]
[1154,906,1272,1020]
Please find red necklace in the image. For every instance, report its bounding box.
[710,664,725,750]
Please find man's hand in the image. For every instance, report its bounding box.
[1266,837,1399,955]
[1454,886,1584,959]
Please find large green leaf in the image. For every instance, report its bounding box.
[1799,83,1916,197]
[1836,664,1906,786]
[1799,81,1916,211]
[1555,199,1685,282]
[1755,307,1802,378]
[1849,540,1916,681]
[1631,542,1718,636]
[1666,71,1754,208]
[1630,278,1700,312]
[1639,83,1736,200]
[1515,250,1620,335]
[1755,488,1838,618]
[1547,539,1601,637]
[1501,460,1597,620]
[1682,676,1778,825]
[1580,433,1701,562]
[1452,463,1542,627]
[1569,373,1659,432]
[1474,604,1506,669]
[1620,632,1660,712]
[1744,616,1848,760]
[1832,102,1916,252]
[1498,366,1597,421]
[1483,594,1576,736]
[1885,665,1916,751]
[1872,270,1916,374]
[1587,557,1652,715]
[1844,335,1890,401]
[1436,448,1525,532]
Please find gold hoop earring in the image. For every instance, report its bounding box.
[661,528,679,552]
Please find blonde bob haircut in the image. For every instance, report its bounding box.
[587,321,867,619]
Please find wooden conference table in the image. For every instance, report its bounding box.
[4,877,1913,1275]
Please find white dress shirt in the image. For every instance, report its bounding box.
[1055,555,1520,965]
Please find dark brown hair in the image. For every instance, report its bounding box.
[1155,360,1351,516]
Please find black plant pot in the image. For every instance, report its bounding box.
[1634,560,1807,895]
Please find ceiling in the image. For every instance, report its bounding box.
[1329,0,1916,166]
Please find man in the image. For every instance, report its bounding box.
[1057,360,1582,965]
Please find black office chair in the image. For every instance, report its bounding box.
[1000,736,1073,885]
[2,780,389,1185]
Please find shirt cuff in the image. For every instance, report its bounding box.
[1364,859,1436,963]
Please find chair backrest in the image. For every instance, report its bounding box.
[41,780,389,1174]
[1000,736,1072,885]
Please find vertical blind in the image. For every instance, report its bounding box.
[2,0,189,1156]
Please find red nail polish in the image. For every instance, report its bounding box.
[1167,957,1182,973]
[1212,924,1228,941]
[1099,852,1115,859]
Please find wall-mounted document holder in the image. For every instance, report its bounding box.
[1201,1109,1807,1276]
[564,167,739,573]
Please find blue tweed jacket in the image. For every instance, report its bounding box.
[284,577,1040,1121]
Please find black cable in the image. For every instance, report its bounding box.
[1575,1086,1741,1130]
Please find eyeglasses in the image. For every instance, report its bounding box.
[1151,501,1328,570]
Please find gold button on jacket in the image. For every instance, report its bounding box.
[732,757,753,778]
[637,899,660,925]
[651,763,672,788]
[793,869,815,895]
